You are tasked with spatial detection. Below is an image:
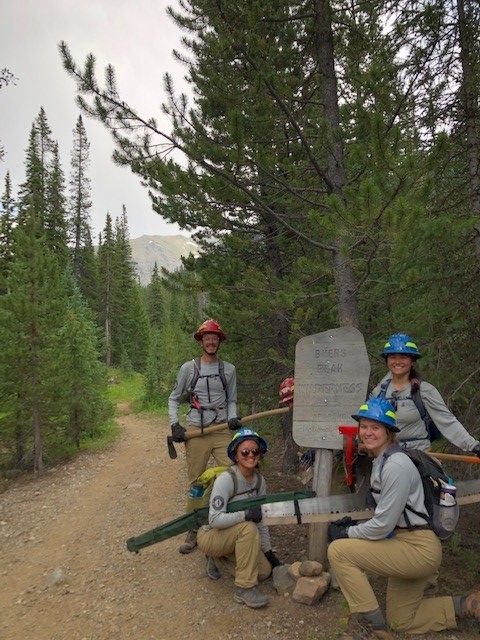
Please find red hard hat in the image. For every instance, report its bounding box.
[194,319,227,342]
[279,377,294,404]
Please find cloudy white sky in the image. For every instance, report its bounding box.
[1,0,190,240]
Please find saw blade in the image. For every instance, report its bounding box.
[262,480,480,525]
[262,493,372,525]
[456,479,480,498]
[456,479,480,505]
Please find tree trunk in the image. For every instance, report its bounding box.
[457,0,480,263]
[313,0,360,328]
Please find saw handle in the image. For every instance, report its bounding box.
[166,406,291,459]
[429,452,480,464]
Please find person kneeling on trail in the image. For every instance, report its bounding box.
[197,428,282,609]
[327,397,480,639]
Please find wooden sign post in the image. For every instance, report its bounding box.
[293,327,370,561]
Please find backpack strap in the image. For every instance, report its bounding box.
[411,382,427,421]
[189,358,228,397]
[217,359,228,399]
[188,358,229,430]
[377,379,432,442]
[379,445,432,530]
[227,467,262,498]
[378,379,391,398]
[188,357,202,394]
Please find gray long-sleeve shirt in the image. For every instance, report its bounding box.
[347,448,428,540]
[202,465,272,553]
[168,358,238,427]
[371,374,478,452]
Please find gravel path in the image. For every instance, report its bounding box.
[2,405,479,640]
[0,405,338,640]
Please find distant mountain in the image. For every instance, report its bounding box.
[129,235,198,285]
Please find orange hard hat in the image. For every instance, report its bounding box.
[194,319,227,342]
[279,377,294,404]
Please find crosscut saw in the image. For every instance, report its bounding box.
[261,480,480,525]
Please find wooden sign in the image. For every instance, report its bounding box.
[293,327,370,450]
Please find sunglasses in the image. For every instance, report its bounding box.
[239,448,261,458]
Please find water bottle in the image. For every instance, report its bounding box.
[437,481,458,539]
[439,483,456,506]
[189,482,204,499]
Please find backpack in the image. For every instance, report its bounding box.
[377,444,459,540]
[193,466,262,499]
[378,379,441,442]
[183,357,228,406]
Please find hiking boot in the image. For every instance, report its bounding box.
[346,614,394,640]
[461,592,480,620]
[179,530,197,554]
[234,586,269,609]
[205,556,221,581]
[345,626,393,640]
[344,631,393,640]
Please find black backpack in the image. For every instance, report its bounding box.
[377,444,458,540]
[378,379,441,442]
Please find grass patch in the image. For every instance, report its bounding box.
[107,369,145,410]
[79,420,122,454]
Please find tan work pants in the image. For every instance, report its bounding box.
[328,529,457,634]
[197,521,272,589]
[184,427,232,513]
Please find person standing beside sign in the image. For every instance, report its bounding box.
[168,319,242,554]
[369,333,480,595]
[370,333,480,455]
[327,398,480,639]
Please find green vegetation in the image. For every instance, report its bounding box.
[1,2,480,475]
[106,369,152,413]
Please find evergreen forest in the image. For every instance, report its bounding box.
[1,0,480,475]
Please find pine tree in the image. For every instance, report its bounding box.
[68,114,98,306]
[17,124,45,226]
[0,207,65,474]
[146,262,164,330]
[112,209,150,371]
[54,272,112,447]
[0,172,15,287]
[45,141,69,266]
[97,213,115,366]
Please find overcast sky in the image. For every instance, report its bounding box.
[1,0,190,240]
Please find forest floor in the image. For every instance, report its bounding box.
[1,403,480,640]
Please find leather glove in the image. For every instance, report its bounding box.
[333,516,357,528]
[264,549,283,568]
[472,444,480,458]
[244,506,263,523]
[328,523,349,542]
[228,417,243,431]
[170,422,186,443]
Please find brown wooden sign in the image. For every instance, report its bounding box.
[293,327,370,450]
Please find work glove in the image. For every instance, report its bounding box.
[472,444,480,458]
[333,516,357,528]
[228,417,243,431]
[300,450,315,466]
[327,522,350,542]
[244,506,263,523]
[171,422,186,443]
[264,549,283,568]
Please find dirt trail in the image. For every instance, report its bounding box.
[4,407,477,640]
[0,406,333,640]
